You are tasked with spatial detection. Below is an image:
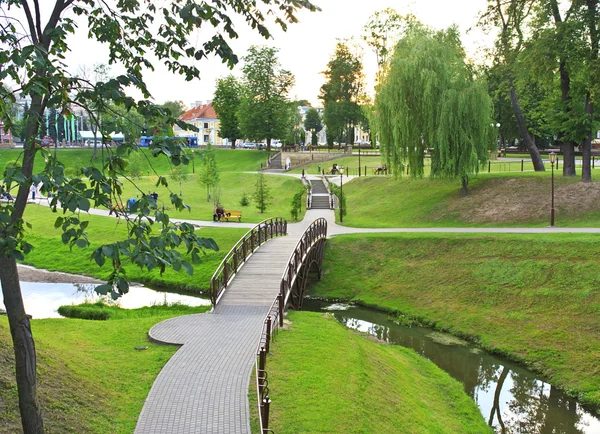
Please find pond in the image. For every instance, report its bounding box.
[0,282,211,319]
[303,299,600,434]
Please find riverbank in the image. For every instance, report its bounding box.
[265,312,491,433]
[309,233,600,409]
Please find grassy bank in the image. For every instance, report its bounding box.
[21,205,248,292]
[0,304,210,433]
[337,173,600,227]
[265,311,491,433]
[310,233,600,406]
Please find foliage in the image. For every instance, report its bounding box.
[239,192,250,207]
[0,0,317,429]
[375,26,494,194]
[253,173,272,213]
[238,46,295,151]
[101,103,146,143]
[289,189,304,220]
[197,143,220,201]
[158,101,187,118]
[361,8,416,85]
[303,107,322,146]
[213,75,242,148]
[319,42,367,146]
[328,181,346,218]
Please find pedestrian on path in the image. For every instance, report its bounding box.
[30,183,38,200]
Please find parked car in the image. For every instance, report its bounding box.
[241,142,257,149]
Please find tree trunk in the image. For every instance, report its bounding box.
[0,256,44,434]
[460,175,469,197]
[231,138,236,149]
[582,92,593,183]
[488,367,508,431]
[508,83,545,171]
[549,0,577,176]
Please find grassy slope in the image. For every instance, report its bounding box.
[21,205,248,292]
[338,172,600,227]
[311,233,600,406]
[267,312,491,433]
[1,148,304,223]
[0,305,210,434]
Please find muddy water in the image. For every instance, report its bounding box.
[0,282,210,318]
[303,299,600,434]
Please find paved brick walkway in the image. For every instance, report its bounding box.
[135,219,312,434]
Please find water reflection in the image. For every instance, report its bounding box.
[304,300,600,434]
[1,282,211,319]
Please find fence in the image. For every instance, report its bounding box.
[209,217,287,306]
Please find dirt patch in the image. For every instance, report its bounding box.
[441,177,600,224]
[16,265,101,284]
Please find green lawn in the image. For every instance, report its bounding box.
[310,233,600,406]
[265,312,491,433]
[335,172,600,227]
[21,205,248,292]
[0,305,210,434]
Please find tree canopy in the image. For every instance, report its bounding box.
[237,46,295,151]
[375,26,494,194]
[0,0,317,431]
[303,107,322,146]
[213,75,242,149]
[319,41,367,147]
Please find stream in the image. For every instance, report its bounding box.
[0,281,210,318]
[303,299,600,434]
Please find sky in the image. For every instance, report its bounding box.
[62,0,492,109]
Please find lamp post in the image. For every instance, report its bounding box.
[339,173,343,223]
[549,151,556,227]
[490,122,501,155]
[358,145,361,177]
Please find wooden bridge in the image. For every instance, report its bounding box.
[135,189,330,433]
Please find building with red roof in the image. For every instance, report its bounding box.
[175,101,225,146]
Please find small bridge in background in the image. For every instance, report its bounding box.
[135,214,328,434]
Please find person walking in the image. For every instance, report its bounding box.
[30,183,38,201]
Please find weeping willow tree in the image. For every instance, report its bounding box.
[375,26,495,195]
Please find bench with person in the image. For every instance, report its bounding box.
[373,164,387,175]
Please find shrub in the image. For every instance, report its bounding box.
[58,303,110,320]
[290,189,304,221]
[240,192,250,206]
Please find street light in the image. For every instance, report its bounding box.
[490,122,501,155]
[549,151,556,227]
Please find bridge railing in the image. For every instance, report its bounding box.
[281,217,328,308]
[254,218,328,434]
[209,217,287,306]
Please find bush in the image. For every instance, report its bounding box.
[328,182,346,218]
[240,192,250,206]
[58,303,110,320]
[290,189,304,221]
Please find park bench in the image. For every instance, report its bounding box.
[223,210,242,222]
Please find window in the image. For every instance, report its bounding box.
[204,122,209,129]
[204,135,209,142]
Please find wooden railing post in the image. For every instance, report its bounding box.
[278,293,284,327]
[265,316,272,353]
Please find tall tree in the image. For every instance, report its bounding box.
[481,0,546,171]
[0,1,317,431]
[362,8,416,86]
[303,107,322,146]
[238,46,294,152]
[213,75,242,149]
[375,26,494,195]
[319,41,367,148]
